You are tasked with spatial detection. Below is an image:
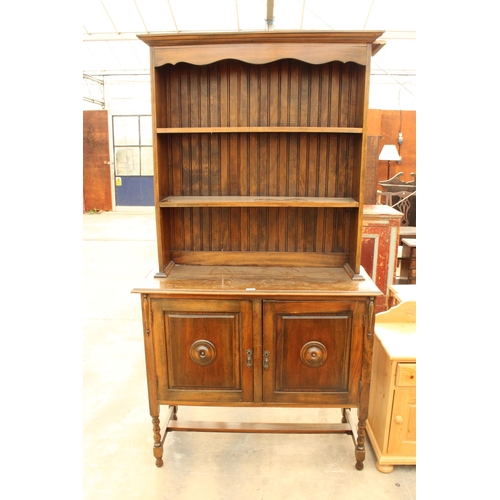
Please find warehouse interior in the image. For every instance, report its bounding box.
[83,0,417,211]
[3,2,497,500]
[82,4,420,496]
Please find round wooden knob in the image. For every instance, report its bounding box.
[300,341,327,368]
[395,416,404,424]
[189,340,217,366]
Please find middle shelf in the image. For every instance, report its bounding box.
[159,196,360,208]
[157,127,364,134]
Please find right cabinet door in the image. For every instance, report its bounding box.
[262,300,365,405]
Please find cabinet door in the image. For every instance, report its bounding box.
[262,301,365,405]
[151,298,253,403]
[387,389,416,456]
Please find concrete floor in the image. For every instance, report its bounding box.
[83,208,416,500]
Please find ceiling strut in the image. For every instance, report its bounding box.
[266,0,274,28]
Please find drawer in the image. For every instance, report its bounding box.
[395,363,416,386]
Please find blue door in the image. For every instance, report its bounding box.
[113,115,154,206]
[115,176,154,206]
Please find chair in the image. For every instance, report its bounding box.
[377,190,416,242]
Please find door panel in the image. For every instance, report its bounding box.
[388,388,416,455]
[83,110,112,211]
[263,301,364,405]
[151,299,253,403]
[115,175,154,206]
[275,314,351,391]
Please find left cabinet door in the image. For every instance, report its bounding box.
[150,298,254,404]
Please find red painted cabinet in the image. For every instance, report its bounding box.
[361,205,402,312]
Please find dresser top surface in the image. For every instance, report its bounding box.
[132,264,381,297]
[375,324,416,360]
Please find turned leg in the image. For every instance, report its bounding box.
[172,405,178,420]
[355,418,367,471]
[152,416,164,467]
[341,408,348,424]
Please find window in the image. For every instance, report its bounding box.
[112,115,153,176]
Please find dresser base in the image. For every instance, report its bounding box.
[153,406,366,470]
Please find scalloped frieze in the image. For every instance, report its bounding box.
[153,43,368,67]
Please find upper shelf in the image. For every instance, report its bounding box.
[159,196,360,208]
[157,127,363,134]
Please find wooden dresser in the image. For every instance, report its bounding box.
[366,301,416,472]
[133,31,384,471]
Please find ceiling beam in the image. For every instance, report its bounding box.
[83,74,104,85]
[84,96,105,108]
[84,33,147,41]
[100,0,119,35]
[266,0,274,28]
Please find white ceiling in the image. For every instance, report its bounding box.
[83,0,416,77]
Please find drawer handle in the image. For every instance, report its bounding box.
[263,350,270,370]
[246,349,253,368]
[395,416,404,425]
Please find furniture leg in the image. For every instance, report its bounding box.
[355,418,367,470]
[152,416,164,467]
[341,408,348,424]
[376,462,395,473]
[342,408,366,470]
